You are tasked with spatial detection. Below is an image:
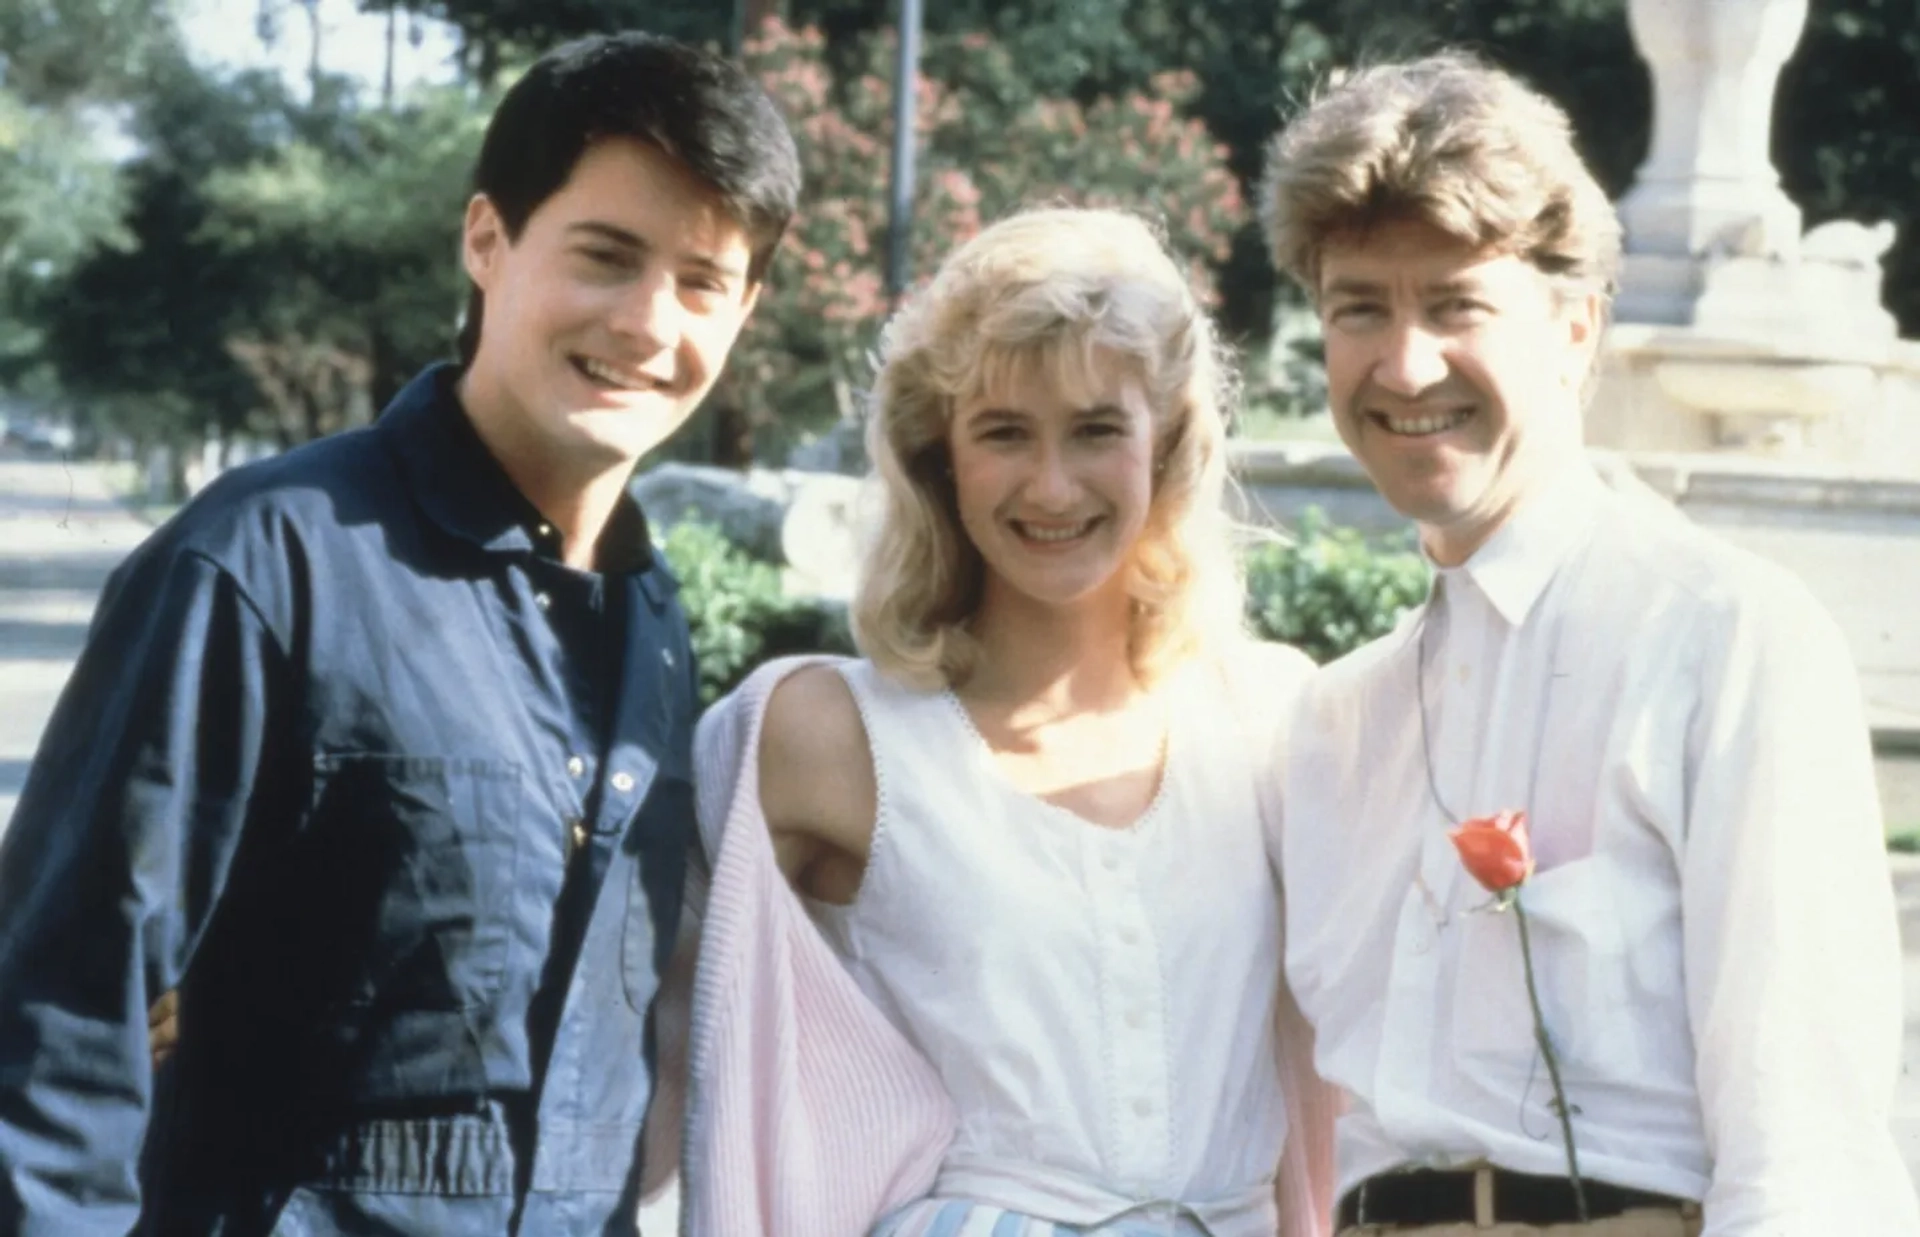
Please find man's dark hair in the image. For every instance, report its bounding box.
[456,32,802,366]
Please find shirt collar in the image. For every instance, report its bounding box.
[1435,460,1606,628]
[378,363,661,580]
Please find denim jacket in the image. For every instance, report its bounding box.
[0,366,696,1235]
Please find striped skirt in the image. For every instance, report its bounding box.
[872,1197,1214,1237]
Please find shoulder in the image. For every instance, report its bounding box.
[1197,638,1323,752]
[1592,496,1842,652]
[93,433,385,628]
[762,661,869,772]
[697,655,875,842]
[1210,636,1318,706]
[136,429,390,582]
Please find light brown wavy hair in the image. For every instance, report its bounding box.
[852,206,1245,691]
[1259,50,1621,316]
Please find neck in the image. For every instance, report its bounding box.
[961,579,1140,718]
[457,368,631,570]
[1420,442,1591,568]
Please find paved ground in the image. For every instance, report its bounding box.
[0,454,152,825]
[0,455,1915,1212]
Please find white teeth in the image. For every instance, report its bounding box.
[1018,520,1094,543]
[1382,409,1469,436]
[580,357,655,391]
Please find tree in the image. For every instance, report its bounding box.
[199,77,489,430]
[0,0,180,389]
[1777,3,1920,336]
[706,18,1244,466]
[34,55,311,472]
[359,0,730,85]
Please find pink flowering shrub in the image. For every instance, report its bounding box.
[717,19,1243,461]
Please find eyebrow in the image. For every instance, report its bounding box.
[1322,275,1489,300]
[564,221,751,279]
[967,402,1127,422]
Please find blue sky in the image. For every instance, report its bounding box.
[177,0,459,91]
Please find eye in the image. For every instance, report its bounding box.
[1434,296,1492,324]
[1327,302,1386,328]
[978,423,1027,443]
[576,247,635,275]
[1076,420,1125,439]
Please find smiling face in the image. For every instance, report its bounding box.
[458,135,760,477]
[1318,218,1597,565]
[949,354,1159,616]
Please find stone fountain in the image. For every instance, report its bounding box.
[1592,0,1920,465]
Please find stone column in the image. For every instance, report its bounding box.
[1615,0,1808,322]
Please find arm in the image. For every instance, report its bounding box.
[0,548,282,1234]
[1682,579,1919,1233]
[757,665,877,904]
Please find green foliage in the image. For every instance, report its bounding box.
[659,520,854,705]
[199,77,490,430]
[1244,508,1430,665]
[0,0,174,105]
[33,56,306,450]
[32,49,488,450]
[0,0,176,387]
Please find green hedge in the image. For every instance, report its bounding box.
[662,521,855,705]
[1243,508,1430,666]
[662,508,1429,705]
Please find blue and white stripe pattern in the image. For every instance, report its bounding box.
[873,1198,1213,1237]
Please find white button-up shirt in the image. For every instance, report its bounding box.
[1279,465,1919,1235]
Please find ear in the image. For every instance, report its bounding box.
[738,278,765,319]
[1564,290,1601,362]
[462,194,507,292]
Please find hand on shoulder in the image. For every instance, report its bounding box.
[759,663,878,903]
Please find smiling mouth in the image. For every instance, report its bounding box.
[1012,517,1102,545]
[1372,407,1472,437]
[572,355,666,393]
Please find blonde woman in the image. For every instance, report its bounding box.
[672,207,1338,1237]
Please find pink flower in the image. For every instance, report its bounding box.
[1449,810,1534,893]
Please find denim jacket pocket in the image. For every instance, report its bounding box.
[621,752,696,1014]
[308,753,524,1011]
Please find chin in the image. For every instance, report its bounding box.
[574,406,688,459]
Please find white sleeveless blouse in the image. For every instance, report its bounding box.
[807,658,1290,1237]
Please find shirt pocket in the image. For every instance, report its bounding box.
[1449,855,1633,1083]
[309,753,524,1011]
[621,752,696,1014]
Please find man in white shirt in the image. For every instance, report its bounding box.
[1258,51,1919,1237]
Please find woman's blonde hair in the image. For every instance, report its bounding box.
[1259,50,1621,312]
[852,206,1245,690]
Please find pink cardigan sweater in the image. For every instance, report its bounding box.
[645,656,1339,1237]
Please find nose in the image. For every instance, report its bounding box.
[1025,439,1080,510]
[609,267,682,355]
[1372,318,1451,398]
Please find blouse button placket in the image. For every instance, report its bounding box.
[1090,827,1173,1190]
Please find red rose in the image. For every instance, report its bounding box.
[1449,809,1534,894]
